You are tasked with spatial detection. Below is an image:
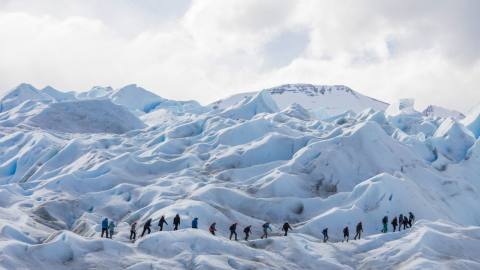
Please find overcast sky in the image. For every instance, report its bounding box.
[0,0,479,112]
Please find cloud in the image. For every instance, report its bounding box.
[0,0,479,112]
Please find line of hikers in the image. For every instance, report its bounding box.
[381,212,415,233]
[323,212,415,243]
[101,214,292,241]
[101,211,415,242]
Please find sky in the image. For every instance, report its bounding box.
[0,0,479,112]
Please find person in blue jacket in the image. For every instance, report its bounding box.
[192,217,199,229]
[101,218,109,238]
[260,222,272,239]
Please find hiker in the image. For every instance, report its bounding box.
[130,222,137,241]
[322,228,329,243]
[173,214,181,231]
[209,223,217,235]
[261,222,272,239]
[343,226,350,242]
[408,212,415,227]
[282,222,292,236]
[192,217,199,229]
[101,218,109,238]
[229,223,238,241]
[398,214,404,231]
[141,218,152,237]
[244,225,252,241]
[382,216,388,233]
[403,215,409,230]
[354,222,363,240]
[392,216,398,232]
[158,215,168,231]
[108,220,115,239]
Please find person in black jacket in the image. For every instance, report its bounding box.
[343,226,349,242]
[282,222,292,236]
[398,214,404,231]
[243,225,252,241]
[141,218,152,237]
[392,216,398,232]
[403,216,409,230]
[408,212,415,227]
[158,215,168,231]
[173,214,181,231]
[354,222,363,240]
[322,228,329,243]
[382,216,388,233]
[130,222,137,241]
[229,223,238,241]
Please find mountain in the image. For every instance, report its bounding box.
[1,82,480,269]
[423,105,465,120]
[210,84,389,119]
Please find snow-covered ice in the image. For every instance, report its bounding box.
[1,83,480,270]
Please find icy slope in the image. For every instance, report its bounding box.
[211,84,388,119]
[28,99,146,134]
[111,84,204,115]
[0,83,480,269]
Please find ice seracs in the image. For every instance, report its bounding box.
[430,118,475,162]
[461,104,480,138]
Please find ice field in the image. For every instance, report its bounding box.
[1,83,480,269]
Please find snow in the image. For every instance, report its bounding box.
[1,82,480,269]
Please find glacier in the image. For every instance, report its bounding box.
[0,83,480,269]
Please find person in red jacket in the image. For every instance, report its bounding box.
[209,223,217,235]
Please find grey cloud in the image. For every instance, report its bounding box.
[261,29,310,70]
